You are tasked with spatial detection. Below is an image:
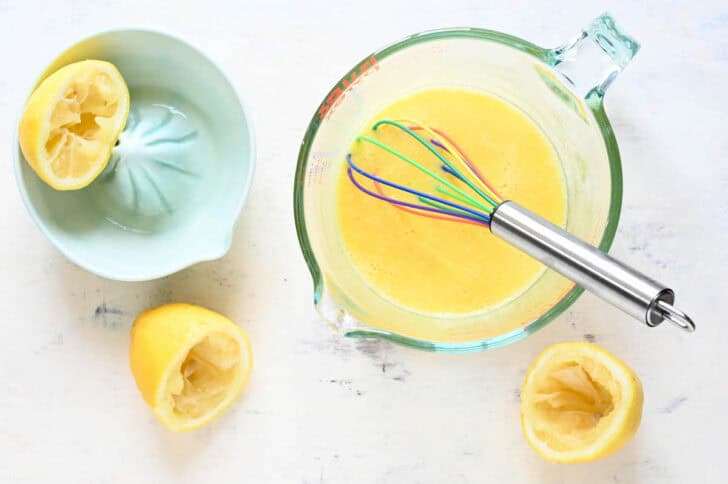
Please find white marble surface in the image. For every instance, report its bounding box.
[0,1,725,482]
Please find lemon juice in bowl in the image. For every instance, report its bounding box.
[88,85,219,234]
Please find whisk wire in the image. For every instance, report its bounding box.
[434,185,483,209]
[393,118,503,205]
[369,120,500,208]
[356,134,493,214]
[371,181,488,227]
[346,118,513,227]
[420,125,502,201]
[346,154,491,224]
[416,197,483,220]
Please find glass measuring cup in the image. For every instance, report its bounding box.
[294,13,639,352]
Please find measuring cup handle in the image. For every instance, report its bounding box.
[548,13,641,99]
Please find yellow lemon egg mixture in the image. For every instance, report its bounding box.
[337,88,567,315]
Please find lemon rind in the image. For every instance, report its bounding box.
[19,60,130,191]
[521,342,643,463]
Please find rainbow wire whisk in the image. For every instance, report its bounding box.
[346,119,502,228]
[346,119,696,333]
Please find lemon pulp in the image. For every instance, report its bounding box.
[165,333,243,420]
[130,304,253,431]
[521,342,643,463]
[529,359,617,450]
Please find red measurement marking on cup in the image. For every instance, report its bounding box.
[317,56,379,121]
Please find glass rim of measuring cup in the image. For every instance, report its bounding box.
[295,16,632,352]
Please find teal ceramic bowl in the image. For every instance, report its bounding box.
[13,29,255,281]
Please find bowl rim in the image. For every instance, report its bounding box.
[293,27,623,352]
[12,27,256,281]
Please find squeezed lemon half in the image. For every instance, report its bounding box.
[521,342,643,463]
[130,304,253,432]
[18,60,130,190]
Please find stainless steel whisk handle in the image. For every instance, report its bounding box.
[490,201,695,332]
